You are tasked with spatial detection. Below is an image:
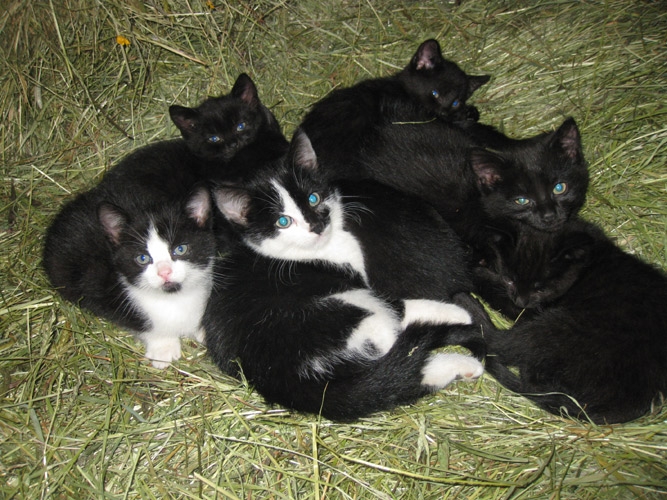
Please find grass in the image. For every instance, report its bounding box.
[1,0,666,498]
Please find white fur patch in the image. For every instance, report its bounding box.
[421,353,484,388]
[330,289,401,355]
[250,183,368,282]
[401,299,472,329]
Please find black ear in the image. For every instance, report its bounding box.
[552,117,582,162]
[169,105,199,136]
[186,186,212,228]
[467,74,491,97]
[469,149,505,192]
[98,203,128,246]
[231,73,260,108]
[212,186,252,226]
[410,39,444,71]
[289,128,318,172]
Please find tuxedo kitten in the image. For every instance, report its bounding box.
[43,187,217,368]
[216,130,473,301]
[203,131,483,420]
[455,219,667,424]
[299,39,490,179]
[169,73,288,183]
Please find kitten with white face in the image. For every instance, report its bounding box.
[44,187,217,368]
[202,131,483,420]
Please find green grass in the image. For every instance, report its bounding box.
[1,0,666,498]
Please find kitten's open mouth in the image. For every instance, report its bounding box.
[162,282,182,293]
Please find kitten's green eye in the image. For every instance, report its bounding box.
[514,197,531,206]
[172,244,189,257]
[207,135,222,144]
[236,122,246,132]
[451,99,460,108]
[431,90,440,98]
[553,182,568,195]
[276,216,293,228]
[135,254,151,266]
[308,193,321,206]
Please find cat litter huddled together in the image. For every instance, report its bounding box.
[43,39,667,425]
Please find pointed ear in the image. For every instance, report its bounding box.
[467,74,491,97]
[169,105,199,136]
[98,203,128,246]
[186,186,212,228]
[213,186,252,226]
[552,117,583,162]
[231,73,259,108]
[469,149,505,192]
[290,128,318,172]
[410,39,443,71]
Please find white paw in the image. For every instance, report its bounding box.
[421,353,484,389]
[143,338,182,369]
[189,327,206,344]
[401,299,472,329]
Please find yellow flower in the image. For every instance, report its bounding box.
[206,1,215,10]
[116,35,131,47]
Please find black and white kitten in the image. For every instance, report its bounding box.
[44,187,216,368]
[299,39,490,179]
[169,73,288,183]
[203,131,483,420]
[455,219,667,424]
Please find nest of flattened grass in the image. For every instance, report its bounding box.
[1,0,665,498]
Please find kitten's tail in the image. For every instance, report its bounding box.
[312,322,484,421]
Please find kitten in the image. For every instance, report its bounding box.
[216,129,473,301]
[169,72,288,183]
[299,39,490,179]
[355,117,588,246]
[43,187,217,368]
[203,131,483,420]
[455,218,667,424]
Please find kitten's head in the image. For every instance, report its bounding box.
[397,39,490,120]
[99,187,215,293]
[478,223,594,309]
[470,118,588,232]
[169,73,280,162]
[213,130,343,260]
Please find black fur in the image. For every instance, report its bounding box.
[455,219,667,424]
[299,39,489,180]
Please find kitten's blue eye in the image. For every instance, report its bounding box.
[308,193,321,206]
[276,216,292,228]
[135,254,151,266]
[236,122,246,132]
[514,197,531,206]
[172,244,189,256]
[207,135,222,144]
[431,90,440,99]
[553,182,568,195]
[451,99,460,109]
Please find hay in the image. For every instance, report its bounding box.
[1,0,666,498]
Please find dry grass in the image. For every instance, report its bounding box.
[1,0,666,498]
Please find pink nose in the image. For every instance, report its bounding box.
[157,262,172,281]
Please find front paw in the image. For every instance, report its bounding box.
[144,338,182,369]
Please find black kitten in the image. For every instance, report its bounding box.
[299,39,490,179]
[456,219,667,424]
[203,131,483,420]
[169,73,288,183]
[356,118,587,246]
[43,187,217,368]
